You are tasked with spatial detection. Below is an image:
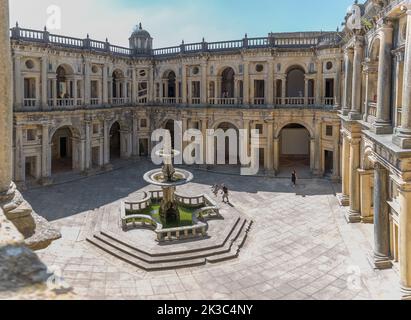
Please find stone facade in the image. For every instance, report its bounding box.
[6,0,411,300]
[340,0,411,300]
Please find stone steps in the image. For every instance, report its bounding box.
[207,220,253,264]
[87,236,206,271]
[86,215,253,271]
[102,215,242,257]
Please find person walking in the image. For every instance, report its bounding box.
[291,170,297,187]
[222,185,229,203]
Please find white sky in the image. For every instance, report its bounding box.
[9,0,241,48]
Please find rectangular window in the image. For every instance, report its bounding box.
[326,125,333,137]
[93,124,99,134]
[27,129,36,141]
[140,119,147,128]
[256,124,263,134]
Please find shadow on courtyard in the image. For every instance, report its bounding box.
[22,159,340,222]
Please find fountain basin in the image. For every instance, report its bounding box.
[143,169,194,187]
[120,190,221,242]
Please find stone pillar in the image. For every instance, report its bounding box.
[201,62,207,104]
[13,54,22,110]
[200,119,208,166]
[84,121,91,171]
[102,65,108,104]
[131,68,136,104]
[84,61,90,105]
[394,10,411,148]
[399,182,411,299]
[310,138,315,172]
[41,57,48,109]
[359,169,374,223]
[181,65,187,104]
[304,78,309,105]
[374,22,393,134]
[132,113,139,158]
[14,125,24,183]
[243,62,250,105]
[332,129,341,179]
[0,0,13,192]
[340,134,350,206]
[265,121,274,172]
[103,120,111,168]
[369,162,392,269]
[315,61,322,105]
[41,123,52,184]
[342,48,354,116]
[273,137,280,174]
[334,59,342,109]
[347,137,361,223]
[349,37,364,120]
[73,78,78,105]
[267,61,274,105]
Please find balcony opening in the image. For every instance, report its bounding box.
[221,67,235,98]
[164,70,176,98]
[325,78,334,105]
[286,67,305,103]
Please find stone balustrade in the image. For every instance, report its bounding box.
[10,26,342,59]
[120,191,220,242]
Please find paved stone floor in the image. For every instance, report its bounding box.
[19,160,401,300]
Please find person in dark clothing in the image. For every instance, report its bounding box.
[222,185,229,203]
[291,170,297,187]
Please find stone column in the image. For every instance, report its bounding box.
[369,162,392,269]
[334,59,342,109]
[243,62,250,105]
[359,169,374,223]
[0,0,13,192]
[103,120,111,169]
[342,48,354,115]
[201,62,207,104]
[310,138,315,172]
[13,54,22,110]
[84,121,91,171]
[132,113,139,158]
[181,65,187,104]
[316,61,323,105]
[304,78,309,105]
[394,10,411,148]
[340,134,350,206]
[73,78,78,105]
[131,68,136,104]
[374,22,393,134]
[41,56,48,109]
[200,119,208,166]
[349,37,364,120]
[267,61,274,105]
[14,125,24,183]
[273,137,280,174]
[399,182,411,299]
[102,65,108,104]
[84,60,90,105]
[332,128,341,179]
[266,121,274,172]
[41,123,52,185]
[347,137,361,223]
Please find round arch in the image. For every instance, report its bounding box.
[286,66,306,98]
[50,125,81,174]
[220,67,235,98]
[277,123,312,175]
[109,121,122,159]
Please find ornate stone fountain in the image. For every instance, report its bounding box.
[143,140,193,225]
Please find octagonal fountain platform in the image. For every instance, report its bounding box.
[86,145,253,271]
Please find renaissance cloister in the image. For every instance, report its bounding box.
[1,0,411,300]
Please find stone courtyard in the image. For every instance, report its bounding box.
[17,160,400,300]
